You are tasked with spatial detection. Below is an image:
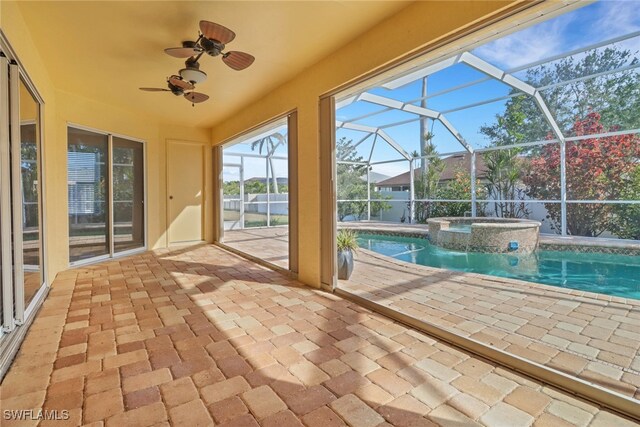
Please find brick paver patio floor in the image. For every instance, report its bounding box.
[223,227,289,269]
[340,248,640,402]
[1,244,637,426]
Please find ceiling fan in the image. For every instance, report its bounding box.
[139,75,209,106]
[164,20,255,84]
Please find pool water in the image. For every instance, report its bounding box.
[357,233,640,300]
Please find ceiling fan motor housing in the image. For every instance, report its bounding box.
[182,40,199,49]
[167,83,184,96]
[200,37,225,56]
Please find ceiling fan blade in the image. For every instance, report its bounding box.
[169,75,195,90]
[222,51,255,71]
[184,92,209,103]
[140,87,170,92]
[164,47,202,58]
[199,20,235,44]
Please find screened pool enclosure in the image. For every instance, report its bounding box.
[335,1,640,240]
[222,120,289,231]
[219,118,291,270]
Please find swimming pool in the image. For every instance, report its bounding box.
[357,233,640,300]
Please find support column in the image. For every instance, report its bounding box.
[265,156,270,227]
[471,152,477,217]
[366,167,371,221]
[409,158,415,223]
[560,141,567,236]
[239,156,245,230]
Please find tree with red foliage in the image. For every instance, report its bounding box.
[523,112,640,237]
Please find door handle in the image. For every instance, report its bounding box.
[169,196,173,200]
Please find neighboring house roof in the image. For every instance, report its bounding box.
[359,171,391,184]
[376,153,488,187]
[246,177,289,185]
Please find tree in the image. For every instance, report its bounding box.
[432,170,482,218]
[251,131,286,194]
[413,135,444,222]
[611,166,640,239]
[481,48,640,145]
[482,149,530,219]
[21,141,40,229]
[336,137,390,221]
[523,112,640,237]
[480,47,640,235]
[479,95,532,218]
[223,180,286,196]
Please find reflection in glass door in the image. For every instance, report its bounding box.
[19,78,44,309]
[68,127,145,264]
[68,128,109,263]
[222,163,243,230]
[113,137,144,253]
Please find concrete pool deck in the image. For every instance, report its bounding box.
[222,227,290,269]
[210,225,639,403]
[340,246,640,402]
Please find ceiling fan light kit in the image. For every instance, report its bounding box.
[141,20,254,105]
[179,64,207,84]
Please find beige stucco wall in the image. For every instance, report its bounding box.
[1,2,212,284]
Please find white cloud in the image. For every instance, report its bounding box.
[591,1,640,55]
[595,1,640,39]
[473,11,575,70]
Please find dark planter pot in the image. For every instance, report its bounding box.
[337,249,354,280]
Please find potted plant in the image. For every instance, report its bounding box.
[337,229,359,280]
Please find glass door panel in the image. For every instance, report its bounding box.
[68,128,109,262]
[19,78,43,308]
[222,164,243,231]
[113,137,144,253]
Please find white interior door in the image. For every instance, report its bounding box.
[167,141,204,244]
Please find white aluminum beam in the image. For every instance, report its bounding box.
[459,52,565,142]
[382,55,460,90]
[438,116,473,153]
[459,52,534,95]
[335,94,359,110]
[356,92,473,153]
[338,122,412,160]
[351,133,373,151]
[377,130,412,161]
[368,135,378,164]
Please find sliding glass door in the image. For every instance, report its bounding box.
[68,127,145,264]
[0,50,46,356]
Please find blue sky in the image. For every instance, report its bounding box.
[336,0,640,178]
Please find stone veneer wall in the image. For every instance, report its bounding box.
[539,242,640,256]
[340,225,640,256]
[427,217,541,254]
